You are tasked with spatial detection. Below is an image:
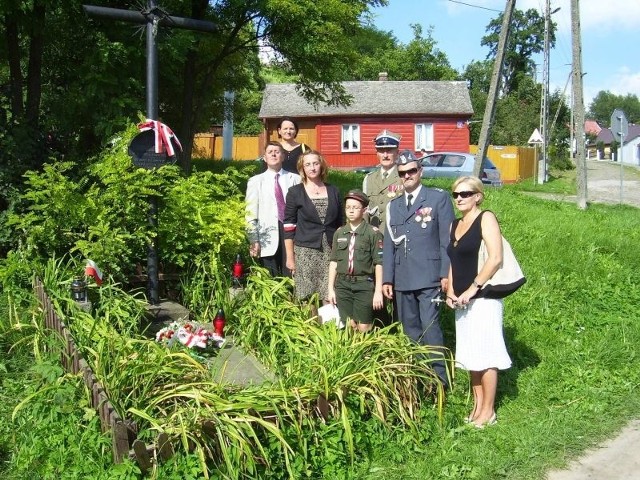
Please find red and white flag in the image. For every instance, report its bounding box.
[137,119,183,157]
[85,260,103,286]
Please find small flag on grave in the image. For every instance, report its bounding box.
[85,260,103,286]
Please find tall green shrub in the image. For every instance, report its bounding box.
[7,124,249,281]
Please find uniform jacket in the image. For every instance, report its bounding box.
[245,169,301,257]
[382,186,455,291]
[362,166,404,228]
[284,183,343,249]
[330,222,383,276]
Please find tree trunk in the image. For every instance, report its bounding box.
[25,0,46,127]
[177,0,209,175]
[179,48,197,175]
[5,12,24,117]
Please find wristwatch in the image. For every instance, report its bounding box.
[472,280,483,289]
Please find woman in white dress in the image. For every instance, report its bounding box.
[446,176,512,428]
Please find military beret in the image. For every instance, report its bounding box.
[397,149,418,165]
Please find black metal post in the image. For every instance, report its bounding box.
[146,0,158,120]
[146,0,160,304]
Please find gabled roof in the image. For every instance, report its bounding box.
[259,81,474,119]
[585,120,602,135]
[596,124,640,144]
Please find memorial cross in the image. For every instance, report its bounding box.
[83,1,216,304]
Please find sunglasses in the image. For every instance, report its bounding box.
[452,191,477,199]
[398,167,419,177]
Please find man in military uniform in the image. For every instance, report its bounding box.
[328,190,384,333]
[362,130,404,230]
[382,152,455,388]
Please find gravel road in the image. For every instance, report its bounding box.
[531,159,640,208]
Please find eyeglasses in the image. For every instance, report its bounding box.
[345,206,363,211]
[451,191,477,199]
[397,167,419,177]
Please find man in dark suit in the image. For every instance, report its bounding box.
[382,151,455,388]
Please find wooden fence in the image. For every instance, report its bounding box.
[34,278,172,473]
[470,145,537,183]
[193,133,260,161]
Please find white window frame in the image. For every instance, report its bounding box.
[341,124,360,152]
[415,123,434,152]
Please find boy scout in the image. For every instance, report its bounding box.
[328,190,384,332]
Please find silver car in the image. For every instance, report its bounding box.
[420,152,502,186]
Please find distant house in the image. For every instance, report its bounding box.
[594,124,640,165]
[584,120,602,136]
[258,76,474,168]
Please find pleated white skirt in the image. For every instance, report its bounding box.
[455,297,512,371]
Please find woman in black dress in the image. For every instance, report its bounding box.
[284,150,342,304]
[277,117,308,173]
[446,176,511,428]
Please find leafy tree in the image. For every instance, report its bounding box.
[481,8,553,95]
[461,60,493,143]
[348,24,457,81]
[588,91,640,126]
[492,74,541,145]
[1,0,387,182]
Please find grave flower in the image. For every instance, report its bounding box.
[156,321,225,353]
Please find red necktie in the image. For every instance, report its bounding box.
[275,173,285,222]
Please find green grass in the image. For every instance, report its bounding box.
[2,168,640,479]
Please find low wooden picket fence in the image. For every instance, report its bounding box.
[34,278,172,473]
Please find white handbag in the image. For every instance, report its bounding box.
[478,236,526,298]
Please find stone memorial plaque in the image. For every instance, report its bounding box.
[128,129,179,169]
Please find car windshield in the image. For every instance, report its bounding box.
[484,158,497,169]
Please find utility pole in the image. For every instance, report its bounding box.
[539,1,560,184]
[474,0,516,176]
[571,0,587,209]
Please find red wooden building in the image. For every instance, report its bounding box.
[258,76,474,169]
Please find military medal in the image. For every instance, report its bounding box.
[414,207,433,225]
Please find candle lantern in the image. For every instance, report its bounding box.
[71,277,87,302]
[213,308,226,337]
[232,254,244,287]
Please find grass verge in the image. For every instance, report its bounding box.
[2,167,640,479]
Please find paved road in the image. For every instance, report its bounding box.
[545,159,640,479]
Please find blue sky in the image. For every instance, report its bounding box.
[371,0,640,114]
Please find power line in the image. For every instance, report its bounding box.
[447,0,502,13]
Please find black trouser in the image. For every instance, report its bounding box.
[261,222,291,277]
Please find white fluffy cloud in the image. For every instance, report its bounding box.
[609,68,640,98]
[514,0,640,34]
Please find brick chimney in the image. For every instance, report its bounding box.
[378,72,388,81]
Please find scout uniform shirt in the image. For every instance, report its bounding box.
[362,166,404,228]
[330,221,384,277]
